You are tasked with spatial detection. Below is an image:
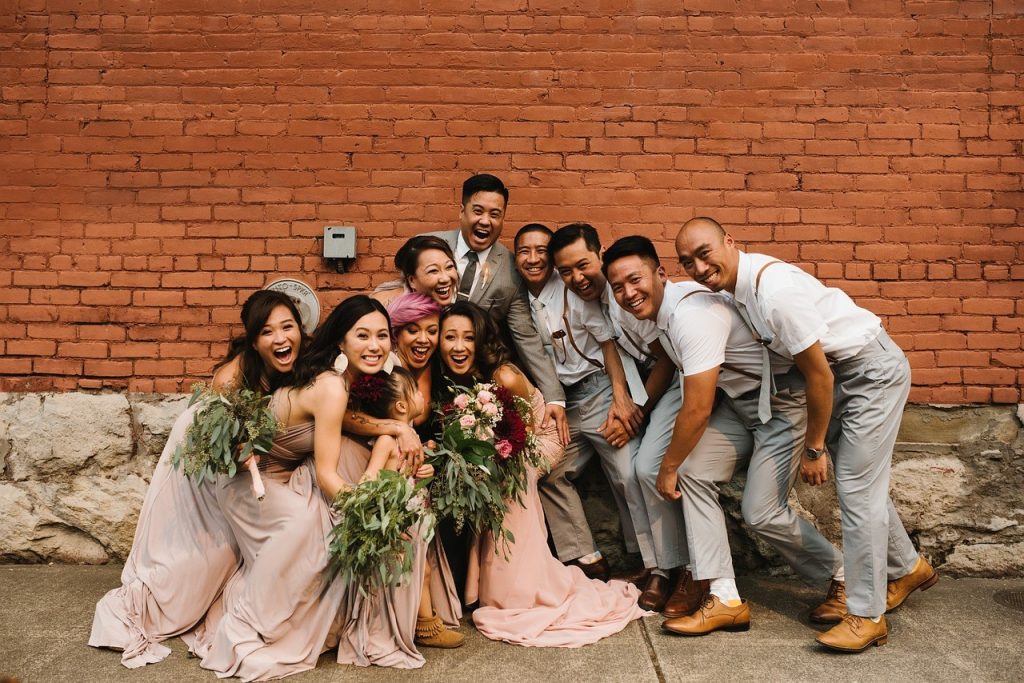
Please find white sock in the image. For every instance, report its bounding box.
[833,565,845,582]
[652,568,669,579]
[577,551,603,565]
[869,615,881,623]
[709,578,741,607]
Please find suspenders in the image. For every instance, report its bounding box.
[742,259,785,346]
[560,286,604,370]
[670,286,765,384]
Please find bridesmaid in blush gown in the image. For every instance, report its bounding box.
[89,290,306,669]
[436,302,648,648]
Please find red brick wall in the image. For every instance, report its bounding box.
[1,1,1021,402]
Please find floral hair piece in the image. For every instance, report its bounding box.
[350,373,388,404]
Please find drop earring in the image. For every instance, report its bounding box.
[333,352,348,374]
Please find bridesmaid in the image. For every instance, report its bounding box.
[89,290,305,669]
[437,302,649,647]
[372,234,460,308]
[185,295,396,680]
[386,291,442,440]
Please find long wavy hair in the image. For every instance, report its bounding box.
[286,295,391,389]
[214,289,306,393]
[435,301,510,386]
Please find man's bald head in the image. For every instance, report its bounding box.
[674,216,739,293]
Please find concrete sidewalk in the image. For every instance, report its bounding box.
[1,565,1021,682]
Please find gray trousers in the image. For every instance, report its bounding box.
[633,372,689,570]
[677,366,842,586]
[539,372,646,562]
[828,330,918,617]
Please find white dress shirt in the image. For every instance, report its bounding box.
[603,284,661,364]
[454,231,494,299]
[528,273,612,386]
[733,251,881,363]
[657,280,777,399]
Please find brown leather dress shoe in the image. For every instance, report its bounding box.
[810,580,847,624]
[616,567,652,589]
[815,614,887,652]
[568,557,611,582]
[662,570,710,618]
[662,594,750,636]
[638,572,671,612]
[886,556,938,612]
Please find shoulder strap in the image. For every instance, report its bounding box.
[561,286,604,370]
[753,260,785,296]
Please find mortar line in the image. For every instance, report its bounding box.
[639,618,668,683]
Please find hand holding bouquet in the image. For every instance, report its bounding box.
[328,470,434,596]
[172,383,278,500]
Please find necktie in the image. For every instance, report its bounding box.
[734,302,774,424]
[458,250,478,301]
[603,301,648,405]
[658,332,681,370]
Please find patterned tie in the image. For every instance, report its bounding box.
[458,250,478,301]
[734,301,774,424]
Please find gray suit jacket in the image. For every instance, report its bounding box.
[433,229,565,404]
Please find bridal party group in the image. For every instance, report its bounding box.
[90,173,938,680]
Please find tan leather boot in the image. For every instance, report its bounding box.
[886,556,938,611]
[810,580,847,624]
[815,614,887,652]
[415,613,465,649]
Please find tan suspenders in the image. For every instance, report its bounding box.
[559,285,604,370]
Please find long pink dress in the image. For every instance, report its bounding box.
[467,389,648,648]
[89,403,241,668]
[327,435,462,669]
[184,399,345,681]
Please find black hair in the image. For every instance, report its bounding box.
[350,366,418,420]
[215,289,306,393]
[286,294,391,389]
[601,235,662,276]
[394,235,457,280]
[549,222,602,258]
[461,173,509,205]
[513,222,553,250]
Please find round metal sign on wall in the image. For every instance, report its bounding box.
[264,279,320,336]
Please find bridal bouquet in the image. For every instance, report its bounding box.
[328,470,434,596]
[172,383,277,500]
[428,381,541,552]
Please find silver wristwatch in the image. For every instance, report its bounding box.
[804,446,826,461]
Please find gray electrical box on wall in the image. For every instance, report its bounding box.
[324,226,356,259]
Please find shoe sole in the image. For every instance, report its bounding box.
[886,571,939,612]
[816,635,888,652]
[661,622,751,637]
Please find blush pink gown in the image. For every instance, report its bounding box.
[466,389,648,647]
[327,435,462,669]
[89,403,241,668]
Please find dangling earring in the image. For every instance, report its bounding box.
[333,352,348,374]
[382,353,395,374]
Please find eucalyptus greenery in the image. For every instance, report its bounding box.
[427,419,514,552]
[328,470,434,596]
[172,383,279,494]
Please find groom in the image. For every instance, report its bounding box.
[433,173,568,443]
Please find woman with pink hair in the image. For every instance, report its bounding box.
[386,291,442,439]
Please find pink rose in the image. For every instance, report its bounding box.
[453,394,470,410]
[496,440,513,459]
[459,414,476,429]
[483,402,499,417]
[477,389,494,405]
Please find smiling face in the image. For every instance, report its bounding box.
[514,229,552,289]
[408,248,458,306]
[439,314,477,378]
[606,255,667,322]
[394,314,439,371]
[338,311,392,377]
[253,304,302,374]
[675,222,739,293]
[459,191,506,252]
[553,237,606,302]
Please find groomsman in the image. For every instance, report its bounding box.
[433,174,569,444]
[603,235,845,637]
[514,223,639,580]
[549,223,701,615]
[674,217,936,652]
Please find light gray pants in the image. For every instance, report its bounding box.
[539,372,646,562]
[677,367,842,586]
[828,330,918,617]
[633,372,689,570]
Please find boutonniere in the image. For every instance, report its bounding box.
[478,262,492,291]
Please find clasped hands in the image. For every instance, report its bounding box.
[597,396,645,449]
